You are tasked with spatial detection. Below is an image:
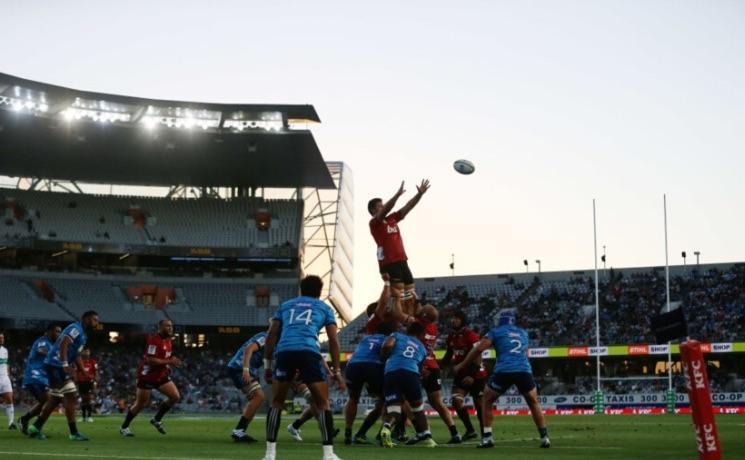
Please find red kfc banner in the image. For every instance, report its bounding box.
[681,341,722,460]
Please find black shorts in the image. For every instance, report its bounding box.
[453,374,486,398]
[384,369,423,406]
[275,351,326,384]
[487,372,536,394]
[137,376,172,390]
[78,381,94,395]
[23,383,48,403]
[345,362,384,398]
[422,367,442,394]
[379,261,414,285]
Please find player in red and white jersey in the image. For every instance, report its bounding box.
[368,179,430,316]
[408,305,462,445]
[120,319,182,437]
[75,348,98,422]
[442,310,487,441]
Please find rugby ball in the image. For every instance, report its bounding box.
[453,159,475,175]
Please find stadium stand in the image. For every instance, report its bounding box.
[1,189,302,249]
[0,269,297,327]
[338,263,745,351]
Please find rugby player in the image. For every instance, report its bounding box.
[120,319,181,437]
[18,324,61,434]
[76,348,98,422]
[412,305,461,444]
[456,310,550,449]
[28,310,100,441]
[226,331,267,443]
[343,320,395,445]
[368,179,430,316]
[442,310,486,440]
[0,332,15,429]
[262,275,344,460]
[379,321,435,448]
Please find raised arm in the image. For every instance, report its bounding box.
[454,337,492,375]
[396,179,430,219]
[373,181,406,221]
[380,336,397,361]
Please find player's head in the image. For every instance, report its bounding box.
[376,321,396,335]
[450,310,467,330]
[367,198,383,216]
[417,304,439,324]
[0,332,4,346]
[300,275,323,298]
[81,348,91,359]
[497,309,516,327]
[46,323,62,342]
[406,320,425,341]
[81,310,100,330]
[366,301,378,317]
[158,319,174,337]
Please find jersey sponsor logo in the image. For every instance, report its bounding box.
[628,345,649,355]
[69,328,80,339]
[386,225,398,234]
[147,345,157,355]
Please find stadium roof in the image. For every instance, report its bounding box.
[0,72,335,189]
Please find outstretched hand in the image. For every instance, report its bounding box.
[396,181,406,197]
[416,179,431,195]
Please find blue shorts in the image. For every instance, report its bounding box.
[384,369,423,406]
[45,364,71,389]
[345,362,384,398]
[487,372,536,394]
[23,382,48,402]
[274,351,326,384]
[228,367,260,389]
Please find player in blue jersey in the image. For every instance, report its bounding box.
[379,321,436,448]
[343,319,396,445]
[456,310,550,449]
[226,331,267,443]
[263,275,345,460]
[27,311,100,441]
[18,324,61,434]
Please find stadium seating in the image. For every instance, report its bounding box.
[1,189,302,249]
[0,270,298,327]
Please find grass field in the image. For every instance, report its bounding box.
[0,414,743,460]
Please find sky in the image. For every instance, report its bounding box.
[2,0,744,317]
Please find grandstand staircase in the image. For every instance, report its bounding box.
[22,281,76,320]
[515,278,542,307]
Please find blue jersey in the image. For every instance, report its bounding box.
[228,332,267,371]
[23,335,53,385]
[487,324,532,373]
[349,334,386,365]
[45,322,87,368]
[384,332,427,374]
[273,296,336,355]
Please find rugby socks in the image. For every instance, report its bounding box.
[447,424,458,437]
[3,403,14,427]
[356,405,381,437]
[121,410,137,429]
[319,410,334,446]
[266,407,281,442]
[291,418,303,430]
[344,427,352,439]
[475,404,484,434]
[32,411,50,431]
[482,426,493,440]
[153,402,172,422]
[68,421,79,435]
[538,427,548,438]
[456,407,475,433]
[235,416,250,431]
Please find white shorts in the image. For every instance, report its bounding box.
[0,376,12,394]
